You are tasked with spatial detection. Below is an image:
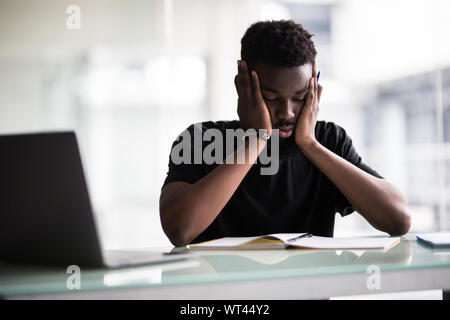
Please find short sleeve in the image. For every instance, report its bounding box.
[161,124,207,189]
[324,123,383,217]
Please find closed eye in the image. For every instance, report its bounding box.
[263,96,278,102]
[263,95,305,103]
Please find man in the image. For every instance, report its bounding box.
[159,20,410,247]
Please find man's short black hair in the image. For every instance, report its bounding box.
[241,20,317,68]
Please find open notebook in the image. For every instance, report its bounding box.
[189,233,401,251]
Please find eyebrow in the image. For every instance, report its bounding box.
[260,85,309,95]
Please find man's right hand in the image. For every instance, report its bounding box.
[234,60,272,137]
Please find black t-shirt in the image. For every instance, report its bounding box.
[162,120,383,244]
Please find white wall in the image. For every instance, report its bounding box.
[332,0,450,85]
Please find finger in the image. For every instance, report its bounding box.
[251,71,264,106]
[302,78,315,112]
[307,77,315,102]
[313,63,318,94]
[318,84,323,103]
[235,63,249,106]
[311,63,319,106]
[235,62,244,96]
[239,60,253,104]
[235,74,248,105]
[234,74,240,95]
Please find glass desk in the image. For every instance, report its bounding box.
[1,235,450,299]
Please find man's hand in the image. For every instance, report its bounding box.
[235,60,272,137]
[295,63,323,149]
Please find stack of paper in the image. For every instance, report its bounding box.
[416,233,450,248]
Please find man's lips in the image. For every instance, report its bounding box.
[277,125,294,138]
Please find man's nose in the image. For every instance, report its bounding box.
[275,99,295,121]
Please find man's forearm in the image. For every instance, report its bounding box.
[299,139,411,235]
[160,137,266,246]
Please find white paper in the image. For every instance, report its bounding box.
[290,236,400,249]
[266,233,310,242]
[194,236,262,247]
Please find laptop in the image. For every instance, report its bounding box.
[0,131,191,268]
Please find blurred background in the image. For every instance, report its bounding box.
[0,0,449,249]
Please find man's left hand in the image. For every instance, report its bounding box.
[295,63,322,149]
